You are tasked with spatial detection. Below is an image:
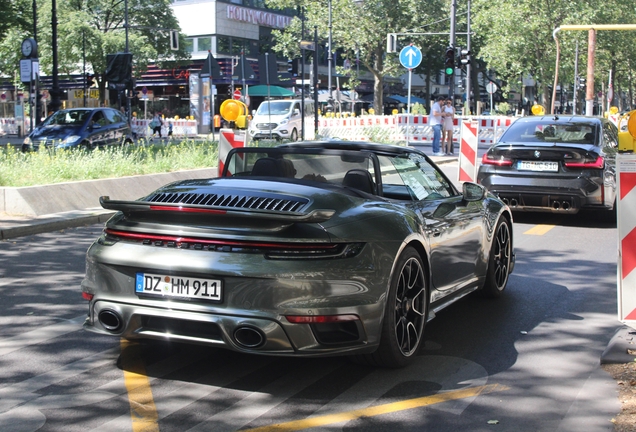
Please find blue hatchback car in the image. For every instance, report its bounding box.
[22,107,133,151]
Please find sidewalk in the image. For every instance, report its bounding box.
[0,137,456,240]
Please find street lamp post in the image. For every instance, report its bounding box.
[49,0,62,113]
[327,0,333,106]
[124,0,131,123]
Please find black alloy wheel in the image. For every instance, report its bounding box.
[353,246,428,368]
[481,217,512,297]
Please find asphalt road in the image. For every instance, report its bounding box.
[0,161,622,431]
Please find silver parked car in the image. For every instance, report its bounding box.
[82,141,515,367]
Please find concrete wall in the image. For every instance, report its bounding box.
[0,168,217,216]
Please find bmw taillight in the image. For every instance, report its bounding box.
[481,152,513,166]
[564,155,604,169]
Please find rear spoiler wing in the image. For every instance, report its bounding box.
[100,196,335,224]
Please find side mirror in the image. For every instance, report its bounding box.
[462,182,486,202]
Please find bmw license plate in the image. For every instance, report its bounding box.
[135,272,222,301]
[518,161,559,172]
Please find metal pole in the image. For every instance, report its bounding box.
[573,40,578,115]
[266,52,272,140]
[465,0,471,115]
[585,29,595,116]
[407,69,412,144]
[209,53,214,133]
[328,0,333,106]
[314,26,319,136]
[49,0,61,113]
[124,0,131,123]
[301,7,305,140]
[449,0,457,100]
[83,32,87,107]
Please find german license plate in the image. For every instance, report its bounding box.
[135,272,222,301]
[518,161,559,172]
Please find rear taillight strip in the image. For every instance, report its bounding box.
[104,228,338,251]
[481,153,513,166]
[564,156,604,169]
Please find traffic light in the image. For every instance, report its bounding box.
[85,73,94,87]
[170,30,179,51]
[444,47,455,75]
[576,76,586,89]
[387,33,397,53]
[459,48,471,67]
[287,59,298,77]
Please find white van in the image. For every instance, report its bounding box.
[249,99,314,141]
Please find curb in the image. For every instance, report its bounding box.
[0,210,114,240]
[600,325,636,364]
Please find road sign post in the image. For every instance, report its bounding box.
[399,45,422,145]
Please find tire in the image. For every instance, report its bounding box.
[290,128,298,142]
[353,246,428,368]
[481,217,512,298]
[80,141,92,152]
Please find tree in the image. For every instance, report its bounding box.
[0,0,30,40]
[471,0,636,113]
[266,0,445,112]
[1,0,190,105]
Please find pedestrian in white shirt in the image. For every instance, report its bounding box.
[429,96,445,156]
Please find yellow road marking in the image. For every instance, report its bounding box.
[120,339,159,432]
[245,383,509,431]
[524,224,555,235]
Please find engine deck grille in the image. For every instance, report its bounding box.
[145,192,308,213]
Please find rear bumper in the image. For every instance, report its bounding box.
[478,172,609,213]
[83,299,375,357]
[249,129,290,140]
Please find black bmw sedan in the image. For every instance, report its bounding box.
[477,115,617,215]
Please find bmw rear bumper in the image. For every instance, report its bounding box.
[478,172,609,213]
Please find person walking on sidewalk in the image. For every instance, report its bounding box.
[430,96,445,156]
[442,98,455,155]
[150,113,163,138]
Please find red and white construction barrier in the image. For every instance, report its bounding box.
[218,128,246,176]
[618,154,636,329]
[316,114,513,144]
[458,120,479,183]
[131,119,198,137]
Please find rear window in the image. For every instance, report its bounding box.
[501,122,597,144]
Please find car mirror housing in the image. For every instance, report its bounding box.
[463,182,486,202]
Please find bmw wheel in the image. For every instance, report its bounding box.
[481,217,512,297]
[355,246,428,368]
